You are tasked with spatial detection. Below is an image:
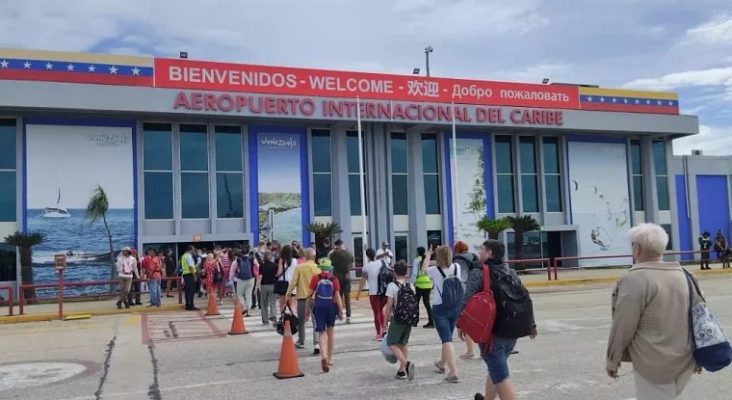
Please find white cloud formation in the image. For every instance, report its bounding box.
[673,125,732,155]
[680,12,732,45]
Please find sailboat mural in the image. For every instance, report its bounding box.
[38,188,71,218]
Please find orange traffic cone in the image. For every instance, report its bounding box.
[204,292,220,316]
[228,298,248,335]
[273,320,304,379]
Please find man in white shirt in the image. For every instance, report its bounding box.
[376,241,394,265]
[116,247,136,309]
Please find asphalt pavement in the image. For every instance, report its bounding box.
[2,275,732,400]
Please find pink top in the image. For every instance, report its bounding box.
[231,257,260,280]
[219,252,230,268]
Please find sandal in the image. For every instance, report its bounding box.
[321,358,330,373]
[444,374,459,383]
[434,361,446,374]
[460,353,475,359]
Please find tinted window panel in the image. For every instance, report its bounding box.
[0,171,15,222]
[653,141,667,175]
[656,176,670,211]
[312,173,332,217]
[392,174,409,215]
[631,141,642,175]
[347,133,361,173]
[0,243,17,282]
[519,137,536,174]
[497,175,515,213]
[0,123,16,170]
[143,130,172,170]
[215,131,243,171]
[181,173,209,219]
[545,174,562,212]
[495,136,513,174]
[521,174,539,212]
[423,174,441,215]
[394,235,408,264]
[180,126,208,171]
[633,175,645,211]
[542,137,559,174]
[311,131,332,173]
[349,174,362,216]
[144,172,173,219]
[421,135,438,174]
[391,133,407,174]
[216,172,244,218]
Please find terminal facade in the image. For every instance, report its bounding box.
[0,48,714,295]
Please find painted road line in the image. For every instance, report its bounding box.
[0,362,90,391]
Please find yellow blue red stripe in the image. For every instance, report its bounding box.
[578,87,679,115]
[0,48,153,67]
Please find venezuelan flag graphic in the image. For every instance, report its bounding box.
[578,87,679,115]
[0,48,154,87]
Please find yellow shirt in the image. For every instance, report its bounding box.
[287,260,321,299]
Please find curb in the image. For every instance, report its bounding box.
[523,266,732,288]
[0,304,185,325]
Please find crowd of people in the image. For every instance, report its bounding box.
[113,222,726,400]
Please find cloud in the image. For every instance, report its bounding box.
[624,67,732,91]
[673,125,732,155]
[680,12,732,45]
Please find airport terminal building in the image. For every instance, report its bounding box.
[0,48,715,293]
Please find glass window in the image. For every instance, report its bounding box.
[0,120,16,170]
[311,130,331,173]
[347,132,362,173]
[653,141,667,175]
[519,137,536,174]
[391,133,407,174]
[630,140,642,175]
[181,173,209,219]
[661,224,673,251]
[180,125,208,172]
[144,172,173,219]
[633,176,644,211]
[421,135,438,174]
[427,230,443,252]
[216,173,244,218]
[495,136,513,174]
[497,175,515,213]
[542,137,559,174]
[0,171,16,222]
[545,174,562,212]
[392,174,409,215]
[215,126,242,172]
[349,174,363,216]
[521,174,539,213]
[353,236,364,276]
[0,243,17,282]
[423,175,441,215]
[395,235,408,263]
[656,176,670,211]
[143,123,173,171]
[313,174,332,217]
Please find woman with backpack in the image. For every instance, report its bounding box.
[410,246,434,329]
[453,240,479,359]
[275,245,297,312]
[422,245,462,383]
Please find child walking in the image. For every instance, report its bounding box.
[306,259,344,372]
[383,261,418,381]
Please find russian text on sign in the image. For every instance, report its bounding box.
[451,85,493,99]
[499,90,570,102]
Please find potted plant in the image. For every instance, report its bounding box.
[306,221,343,257]
[506,214,541,262]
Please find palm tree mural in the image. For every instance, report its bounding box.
[506,214,541,262]
[4,231,45,300]
[85,184,116,283]
[476,217,511,240]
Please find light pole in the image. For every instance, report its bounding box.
[424,46,433,77]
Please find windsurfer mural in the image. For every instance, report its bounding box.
[571,181,630,251]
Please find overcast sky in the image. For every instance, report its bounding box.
[1,0,731,155]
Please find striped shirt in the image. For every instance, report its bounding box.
[219,253,230,268]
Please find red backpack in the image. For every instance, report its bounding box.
[456,266,497,353]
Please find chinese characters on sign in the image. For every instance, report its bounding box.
[172,91,565,126]
[155,58,579,110]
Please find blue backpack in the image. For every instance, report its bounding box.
[236,256,253,280]
[314,274,336,309]
[436,264,464,310]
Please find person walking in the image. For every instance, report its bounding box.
[287,248,321,352]
[146,249,163,308]
[203,252,218,301]
[422,245,462,383]
[329,239,354,323]
[607,223,702,399]
[116,247,135,309]
[258,250,279,326]
[275,245,297,312]
[453,240,480,358]
[356,248,390,340]
[232,247,257,316]
[305,258,344,372]
[410,246,434,328]
[180,245,199,311]
[384,261,417,381]
[699,231,712,270]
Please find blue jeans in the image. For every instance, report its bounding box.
[148,279,161,306]
[432,304,458,343]
[480,336,518,384]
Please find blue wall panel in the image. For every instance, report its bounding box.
[696,175,730,253]
[675,174,692,260]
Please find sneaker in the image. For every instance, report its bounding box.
[395,371,407,380]
[474,394,485,400]
[423,323,434,328]
[116,301,122,310]
[406,361,415,381]
[295,343,305,349]
[346,317,351,324]
[313,348,320,355]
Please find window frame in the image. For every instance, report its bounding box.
[347,131,368,216]
[421,133,441,215]
[311,129,333,217]
[214,125,244,219]
[519,136,539,213]
[142,123,174,220]
[390,132,409,216]
[179,124,210,220]
[494,135,516,213]
[652,141,670,211]
[630,140,644,212]
[541,136,562,212]
[0,120,16,223]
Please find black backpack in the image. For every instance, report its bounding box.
[492,268,535,338]
[376,261,393,297]
[393,282,419,326]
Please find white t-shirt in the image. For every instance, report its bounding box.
[376,248,393,265]
[386,278,414,310]
[362,260,387,295]
[280,259,296,282]
[426,264,460,306]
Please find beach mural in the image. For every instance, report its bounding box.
[449,138,487,252]
[256,132,303,243]
[25,124,135,295]
[567,140,632,267]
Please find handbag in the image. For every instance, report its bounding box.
[683,268,732,372]
[213,264,223,284]
[273,263,292,296]
[276,304,300,336]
